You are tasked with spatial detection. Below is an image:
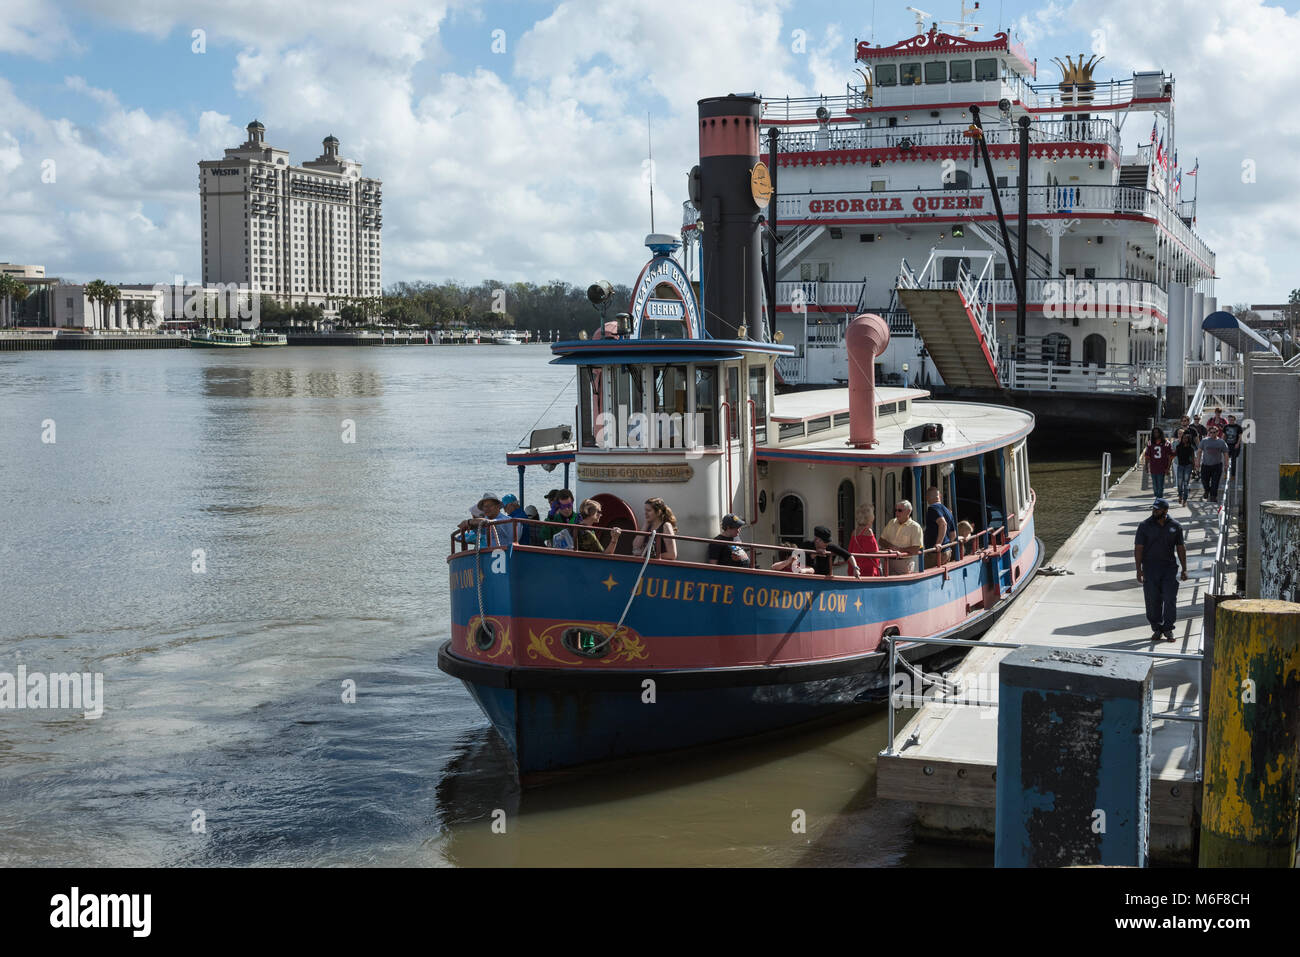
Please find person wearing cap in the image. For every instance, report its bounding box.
[1134,498,1188,642]
[538,489,581,547]
[809,525,860,579]
[501,493,529,545]
[458,492,516,547]
[707,514,751,567]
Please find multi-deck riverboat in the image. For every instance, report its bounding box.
[437,94,1044,783]
[679,16,1217,441]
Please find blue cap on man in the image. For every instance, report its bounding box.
[1151,498,1171,511]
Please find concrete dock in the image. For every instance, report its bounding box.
[878,464,1237,862]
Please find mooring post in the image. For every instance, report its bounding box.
[995,646,1153,868]
[1199,599,1300,867]
[1280,463,1300,501]
[1259,502,1300,604]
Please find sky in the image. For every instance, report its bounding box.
[2,0,1299,306]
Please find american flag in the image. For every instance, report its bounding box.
[1151,120,1157,143]
[1174,171,1181,193]
[1186,158,1198,177]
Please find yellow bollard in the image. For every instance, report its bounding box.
[1200,599,1300,867]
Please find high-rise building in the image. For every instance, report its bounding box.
[199,121,382,313]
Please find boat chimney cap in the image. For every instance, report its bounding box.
[646,233,680,255]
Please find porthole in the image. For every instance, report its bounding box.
[562,628,608,658]
[473,622,496,651]
[758,490,767,513]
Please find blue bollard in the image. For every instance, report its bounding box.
[995,646,1153,867]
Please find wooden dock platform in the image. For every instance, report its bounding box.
[878,465,1237,862]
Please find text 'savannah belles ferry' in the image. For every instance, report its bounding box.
[437,94,1043,783]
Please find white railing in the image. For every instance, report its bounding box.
[775,355,807,384]
[985,277,1169,319]
[999,358,1159,394]
[778,118,1120,155]
[775,281,865,308]
[777,186,1213,272]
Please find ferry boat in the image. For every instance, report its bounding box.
[437,94,1043,784]
[189,328,252,348]
[693,14,1217,441]
[251,331,288,346]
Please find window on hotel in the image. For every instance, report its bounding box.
[874,64,897,86]
[900,62,922,85]
[949,59,972,82]
[974,58,998,81]
[924,61,947,84]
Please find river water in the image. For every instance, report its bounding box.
[0,346,1130,866]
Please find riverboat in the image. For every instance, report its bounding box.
[251,331,288,346]
[189,328,252,348]
[437,94,1043,784]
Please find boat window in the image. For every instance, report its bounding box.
[726,365,740,439]
[614,364,646,439]
[875,64,897,86]
[694,364,718,447]
[974,58,998,81]
[579,366,596,447]
[1042,333,1071,364]
[837,480,855,548]
[900,62,922,85]
[1083,333,1106,367]
[924,61,947,84]
[807,416,832,434]
[779,421,806,441]
[984,450,1006,527]
[949,59,972,83]
[779,494,805,541]
[748,366,768,443]
[884,471,897,518]
[833,412,851,428]
[877,401,897,416]
[1017,444,1032,511]
[652,365,689,448]
[953,456,983,531]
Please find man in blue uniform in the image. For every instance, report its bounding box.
[1133,498,1189,641]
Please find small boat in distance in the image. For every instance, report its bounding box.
[490,332,525,345]
[189,328,252,348]
[251,331,288,346]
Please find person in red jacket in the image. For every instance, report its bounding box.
[1143,427,1173,499]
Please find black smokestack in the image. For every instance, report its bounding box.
[698,94,763,341]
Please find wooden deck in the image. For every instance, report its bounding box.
[878,465,1236,862]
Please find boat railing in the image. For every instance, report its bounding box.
[451,518,1010,581]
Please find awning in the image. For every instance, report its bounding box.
[1202,310,1278,354]
[551,350,744,366]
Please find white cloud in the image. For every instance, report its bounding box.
[0,0,82,58]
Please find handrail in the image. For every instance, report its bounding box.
[452,517,1010,580]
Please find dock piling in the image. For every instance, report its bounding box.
[995,645,1153,868]
[1199,599,1300,867]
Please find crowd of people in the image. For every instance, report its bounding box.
[1142,406,1242,507]
[457,484,981,580]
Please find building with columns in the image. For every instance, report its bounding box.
[199,121,383,316]
[47,285,164,330]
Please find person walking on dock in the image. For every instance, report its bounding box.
[1134,498,1189,641]
[1143,427,1173,499]
[1173,430,1197,507]
[1196,427,1230,503]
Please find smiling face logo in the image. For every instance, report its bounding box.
[750,162,773,209]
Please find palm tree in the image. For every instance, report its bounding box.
[86,281,121,331]
[0,274,31,328]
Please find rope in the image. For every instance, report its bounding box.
[893,647,961,697]
[588,529,658,654]
[515,373,576,449]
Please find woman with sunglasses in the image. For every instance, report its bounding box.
[576,499,621,554]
